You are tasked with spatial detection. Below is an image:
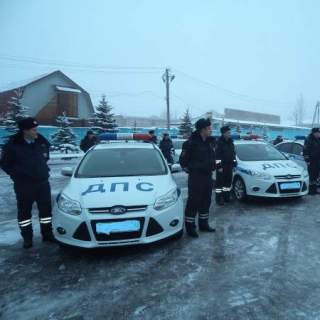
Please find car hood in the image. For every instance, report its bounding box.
[237,160,305,176]
[62,175,176,208]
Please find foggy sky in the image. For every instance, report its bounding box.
[0,0,319,123]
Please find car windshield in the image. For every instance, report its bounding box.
[236,143,287,161]
[172,140,185,149]
[75,148,167,177]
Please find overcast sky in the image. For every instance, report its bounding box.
[0,0,319,122]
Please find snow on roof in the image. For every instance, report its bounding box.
[56,86,81,93]
[0,71,54,93]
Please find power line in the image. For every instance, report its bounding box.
[173,68,294,107]
[0,54,163,72]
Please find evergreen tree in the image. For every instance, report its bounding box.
[51,112,78,153]
[3,88,29,136]
[91,95,117,133]
[178,109,193,138]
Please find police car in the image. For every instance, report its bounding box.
[233,139,309,200]
[53,133,184,248]
[275,138,306,169]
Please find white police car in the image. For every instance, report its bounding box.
[53,134,184,248]
[233,140,309,200]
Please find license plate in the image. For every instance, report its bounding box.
[279,182,301,190]
[96,220,140,235]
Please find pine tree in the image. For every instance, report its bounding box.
[178,109,193,138]
[91,95,117,133]
[3,88,29,136]
[51,112,78,153]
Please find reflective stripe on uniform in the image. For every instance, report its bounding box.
[18,219,32,227]
[185,217,195,222]
[215,189,223,193]
[40,217,52,224]
[199,214,209,220]
[216,160,222,164]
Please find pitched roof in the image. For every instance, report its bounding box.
[0,70,94,112]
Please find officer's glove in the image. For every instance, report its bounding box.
[233,160,238,168]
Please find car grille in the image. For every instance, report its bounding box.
[91,217,145,241]
[88,205,147,214]
[274,174,301,180]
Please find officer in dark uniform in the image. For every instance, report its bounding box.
[303,127,320,195]
[148,130,158,144]
[0,117,55,248]
[215,125,237,205]
[159,133,174,165]
[80,130,98,152]
[179,118,216,237]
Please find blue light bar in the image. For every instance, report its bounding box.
[295,135,306,140]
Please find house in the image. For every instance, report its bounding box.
[0,70,94,126]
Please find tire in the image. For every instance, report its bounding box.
[233,176,247,201]
[170,228,184,240]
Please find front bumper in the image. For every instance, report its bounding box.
[52,197,184,248]
[244,176,309,198]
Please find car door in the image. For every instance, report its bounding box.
[276,142,293,159]
[291,143,306,169]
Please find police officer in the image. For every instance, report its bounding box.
[303,127,320,195]
[80,130,98,152]
[159,133,174,165]
[179,118,216,237]
[215,125,237,205]
[0,117,55,248]
[148,130,158,144]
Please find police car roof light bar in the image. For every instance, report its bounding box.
[295,135,306,140]
[99,133,152,141]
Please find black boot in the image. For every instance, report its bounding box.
[23,237,33,249]
[309,184,317,195]
[199,215,216,232]
[185,220,199,238]
[216,193,224,206]
[41,223,56,243]
[20,225,33,249]
[223,191,231,203]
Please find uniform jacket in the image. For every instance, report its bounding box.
[0,133,50,182]
[215,136,236,169]
[159,138,174,163]
[303,134,320,162]
[179,131,216,174]
[80,135,98,152]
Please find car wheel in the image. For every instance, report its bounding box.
[171,228,184,240]
[233,176,247,201]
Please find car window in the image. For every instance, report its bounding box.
[236,143,287,161]
[76,148,167,177]
[291,143,303,156]
[276,143,292,153]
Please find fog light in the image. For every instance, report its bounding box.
[252,187,260,192]
[57,227,66,235]
[170,219,179,227]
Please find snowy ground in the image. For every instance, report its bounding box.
[1,162,320,319]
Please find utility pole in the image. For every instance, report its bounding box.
[312,101,320,128]
[162,68,175,130]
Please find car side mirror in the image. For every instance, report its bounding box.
[61,167,74,177]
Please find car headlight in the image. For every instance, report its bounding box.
[248,170,273,180]
[57,193,82,215]
[303,169,309,179]
[154,188,178,211]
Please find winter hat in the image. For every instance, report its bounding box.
[220,125,231,134]
[311,127,320,134]
[195,118,211,131]
[18,117,38,131]
[87,130,94,135]
[149,130,155,135]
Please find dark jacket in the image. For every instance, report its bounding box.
[303,134,320,162]
[273,137,283,145]
[159,138,174,164]
[80,135,98,152]
[0,133,50,182]
[215,136,236,169]
[179,131,216,174]
[150,135,158,144]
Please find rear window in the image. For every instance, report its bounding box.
[236,143,287,161]
[75,148,167,177]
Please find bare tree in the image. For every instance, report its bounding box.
[292,94,305,126]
